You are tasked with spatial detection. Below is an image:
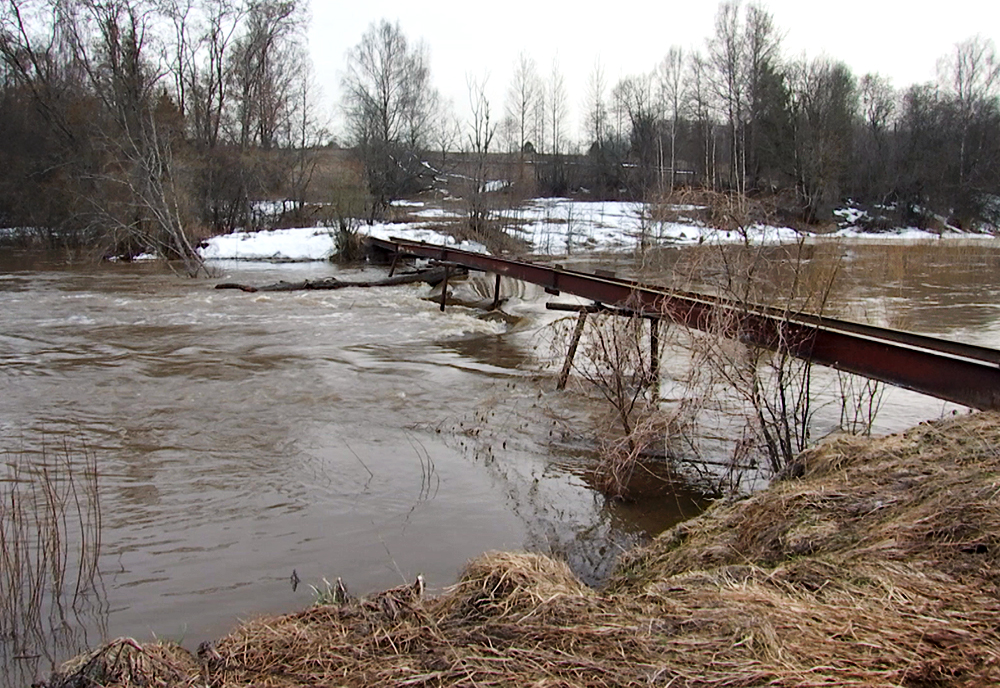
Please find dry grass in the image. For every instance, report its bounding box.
[46,411,1000,687]
[43,637,201,688]
[646,188,819,234]
[611,410,1000,685]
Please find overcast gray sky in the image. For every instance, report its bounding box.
[308,0,1000,141]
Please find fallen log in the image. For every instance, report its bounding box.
[215,267,459,293]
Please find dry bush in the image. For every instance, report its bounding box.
[547,302,682,498]
[555,198,895,497]
[546,232,867,497]
[41,638,200,688]
[665,228,859,478]
[646,188,817,235]
[329,213,366,264]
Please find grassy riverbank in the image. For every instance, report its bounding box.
[45,411,1000,687]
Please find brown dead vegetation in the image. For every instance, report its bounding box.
[44,411,1000,687]
[645,188,824,235]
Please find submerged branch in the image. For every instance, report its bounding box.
[215,267,460,293]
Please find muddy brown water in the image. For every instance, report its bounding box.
[2,239,1000,684]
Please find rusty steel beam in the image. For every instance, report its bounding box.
[367,236,1000,410]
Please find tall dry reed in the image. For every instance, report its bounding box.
[1,440,104,687]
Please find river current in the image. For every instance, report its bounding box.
[2,239,999,684]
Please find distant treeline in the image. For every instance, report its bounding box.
[561,15,1000,229]
[343,6,1000,231]
[2,1,999,270]
[0,0,324,271]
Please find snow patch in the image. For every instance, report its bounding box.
[483,180,510,193]
[829,226,941,240]
[412,207,462,219]
[200,221,488,262]
[200,226,337,261]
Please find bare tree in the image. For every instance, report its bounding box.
[860,73,895,139]
[162,0,196,119]
[66,0,160,137]
[465,73,496,240]
[0,0,96,241]
[610,78,630,145]
[182,0,247,232]
[531,80,546,155]
[743,2,780,189]
[686,50,719,189]
[0,0,82,145]
[498,114,517,155]
[59,0,208,273]
[656,46,684,191]
[189,0,245,149]
[342,19,438,216]
[708,0,781,195]
[547,57,568,155]
[431,97,461,164]
[228,0,302,150]
[709,0,745,193]
[0,0,320,254]
[939,36,1000,207]
[789,58,858,224]
[504,51,540,157]
[856,72,895,201]
[584,58,608,148]
[283,68,325,217]
[615,73,658,196]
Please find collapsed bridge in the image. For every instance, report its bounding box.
[367,236,1000,411]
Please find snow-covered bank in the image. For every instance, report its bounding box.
[510,197,803,252]
[198,197,997,262]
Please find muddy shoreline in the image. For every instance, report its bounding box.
[40,410,1000,687]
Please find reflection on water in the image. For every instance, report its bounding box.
[2,240,1000,684]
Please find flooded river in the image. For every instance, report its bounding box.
[2,239,1000,684]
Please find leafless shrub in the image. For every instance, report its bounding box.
[836,371,886,436]
[330,213,365,263]
[548,302,678,498]
[677,220,840,476]
[551,197,885,499]
[575,312,652,443]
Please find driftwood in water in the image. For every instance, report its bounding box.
[215,267,457,293]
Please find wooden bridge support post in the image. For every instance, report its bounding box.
[492,274,502,310]
[388,248,399,277]
[440,266,450,312]
[649,318,660,399]
[557,310,589,390]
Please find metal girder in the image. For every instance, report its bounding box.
[367,236,1000,410]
